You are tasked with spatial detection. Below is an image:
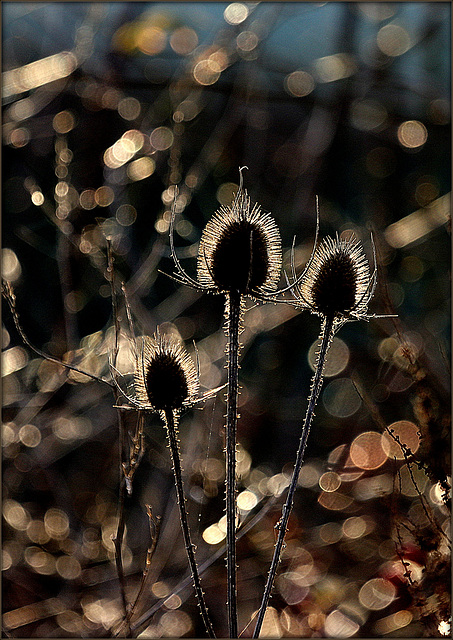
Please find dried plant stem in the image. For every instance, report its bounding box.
[226,290,241,638]
[2,280,113,388]
[113,440,129,630]
[253,315,334,638]
[164,408,216,638]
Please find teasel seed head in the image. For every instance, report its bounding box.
[197,187,282,297]
[134,332,199,413]
[298,234,373,322]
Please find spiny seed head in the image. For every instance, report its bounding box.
[134,333,198,412]
[300,235,371,320]
[197,190,282,296]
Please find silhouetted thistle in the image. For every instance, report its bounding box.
[131,331,215,638]
[197,190,282,297]
[296,233,375,324]
[134,333,199,413]
[253,229,395,638]
[169,168,282,637]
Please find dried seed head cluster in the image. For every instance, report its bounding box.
[134,333,199,412]
[296,234,375,323]
[197,189,282,297]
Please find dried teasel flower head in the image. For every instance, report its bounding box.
[134,331,199,413]
[196,171,282,297]
[296,233,377,324]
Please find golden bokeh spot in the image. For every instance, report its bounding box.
[350,432,387,470]
[314,53,356,83]
[216,182,238,206]
[31,191,45,206]
[151,581,171,598]
[2,346,28,376]
[319,471,341,493]
[193,59,221,85]
[237,490,258,511]
[127,156,155,181]
[342,516,367,539]
[170,27,198,55]
[79,189,97,210]
[123,128,144,151]
[44,508,69,540]
[53,110,75,134]
[2,248,22,282]
[56,555,82,580]
[160,610,192,637]
[3,499,30,531]
[397,120,427,149]
[319,522,343,545]
[202,523,225,545]
[359,577,396,610]
[374,610,413,635]
[284,70,315,97]
[377,23,411,57]
[9,127,30,148]
[18,424,41,448]
[150,126,174,150]
[236,30,258,52]
[224,2,249,25]
[118,97,141,121]
[136,25,167,56]
[381,420,420,460]
[308,337,349,377]
[94,186,114,207]
[318,490,353,511]
[116,204,137,226]
[27,520,50,545]
[24,547,56,575]
[324,609,360,637]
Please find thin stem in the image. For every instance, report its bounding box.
[2,280,113,388]
[164,408,216,638]
[226,290,241,638]
[253,315,335,638]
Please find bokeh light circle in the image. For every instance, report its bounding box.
[359,578,396,610]
[322,378,361,417]
[308,337,349,377]
[381,420,420,460]
[350,432,387,470]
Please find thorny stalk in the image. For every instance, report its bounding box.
[226,290,241,638]
[253,315,335,638]
[164,408,216,638]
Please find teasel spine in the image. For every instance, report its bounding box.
[163,408,216,638]
[253,314,335,638]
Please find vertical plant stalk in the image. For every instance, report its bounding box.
[164,408,216,639]
[107,240,131,629]
[253,315,335,638]
[225,289,241,638]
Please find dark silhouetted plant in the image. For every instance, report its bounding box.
[169,169,283,637]
[118,329,216,638]
[253,231,396,637]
